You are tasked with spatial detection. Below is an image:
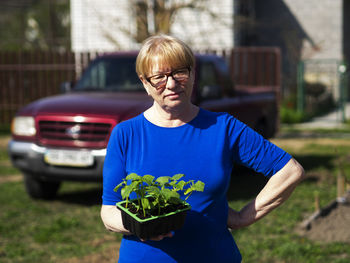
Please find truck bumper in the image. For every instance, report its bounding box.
[8,140,106,182]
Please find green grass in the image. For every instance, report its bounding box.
[0,181,123,263]
[0,136,20,176]
[0,134,122,263]
[1,132,350,262]
[281,124,350,135]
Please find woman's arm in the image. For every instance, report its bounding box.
[227,158,305,229]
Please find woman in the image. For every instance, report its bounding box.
[101,34,304,262]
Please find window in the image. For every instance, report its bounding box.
[75,57,143,92]
[198,62,221,100]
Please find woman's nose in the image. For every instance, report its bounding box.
[165,76,176,89]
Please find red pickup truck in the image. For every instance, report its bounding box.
[8,52,279,199]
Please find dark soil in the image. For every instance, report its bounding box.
[121,200,188,219]
[298,193,350,243]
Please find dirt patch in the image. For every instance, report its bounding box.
[0,175,22,184]
[298,193,350,243]
[0,136,10,148]
[271,137,350,151]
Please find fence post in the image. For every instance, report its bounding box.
[297,61,305,113]
[338,62,348,122]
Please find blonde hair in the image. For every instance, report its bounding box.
[136,34,195,77]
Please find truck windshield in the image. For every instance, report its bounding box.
[74,57,143,92]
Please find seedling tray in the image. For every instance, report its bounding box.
[116,200,191,239]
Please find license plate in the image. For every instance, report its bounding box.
[44,149,94,167]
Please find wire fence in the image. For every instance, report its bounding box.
[297,59,348,122]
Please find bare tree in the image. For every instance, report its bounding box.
[94,0,229,47]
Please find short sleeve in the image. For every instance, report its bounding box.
[227,116,292,177]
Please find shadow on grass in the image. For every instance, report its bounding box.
[227,166,268,201]
[293,154,335,172]
[56,185,102,206]
[227,153,336,201]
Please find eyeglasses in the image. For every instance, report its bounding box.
[146,67,191,89]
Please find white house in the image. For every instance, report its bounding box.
[71,0,343,60]
[71,0,234,52]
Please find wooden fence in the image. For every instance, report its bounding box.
[0,48,280,126]
[0,51,98,125]
[229,47,281,92]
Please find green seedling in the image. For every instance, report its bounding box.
[114,173,205,217]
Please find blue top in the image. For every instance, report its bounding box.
[103,108,292,263]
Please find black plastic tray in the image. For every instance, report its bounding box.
[116,200,190,239]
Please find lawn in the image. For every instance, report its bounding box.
[0,136,122,263]
[1,132,350,262]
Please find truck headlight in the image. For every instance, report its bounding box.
[11,116,36,136]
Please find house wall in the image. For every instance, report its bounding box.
[245,0,343,96]
[284,0,342,60]
[70,0,234,52]
[284,0,344,104]
[171,0,233,51]
[71,0,137,52]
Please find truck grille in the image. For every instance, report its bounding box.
[38,120,113,148]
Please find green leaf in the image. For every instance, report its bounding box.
[113,181,125,192]
[142,174,155,185]
[147,186,160,196]
[193,181,205,192]
[122,181,138,199]
[168,196,182,204]
[162,188,180,201]
[184,188,192,196]
[171,174,184,181]
[141,197,150,210]
[120,188,127,200]
[156,176,170,185]
[126,173,141,181]
[174,180,186,190]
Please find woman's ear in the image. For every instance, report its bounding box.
[139,75,151,96]
[139,75,146,85]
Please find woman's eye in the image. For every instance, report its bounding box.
[174,69,188,76]
[153,75,165,81]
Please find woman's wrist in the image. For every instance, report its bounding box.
[227,207,243,230]
[227,200,258,230]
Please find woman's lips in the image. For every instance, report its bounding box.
[165,91,183,99]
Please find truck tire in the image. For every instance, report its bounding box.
[24,173,61,199]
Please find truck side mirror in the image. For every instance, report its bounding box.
[60,81,74,93]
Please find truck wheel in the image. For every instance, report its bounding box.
[24,174,61,199]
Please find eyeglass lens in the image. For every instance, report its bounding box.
[148,68,190,88]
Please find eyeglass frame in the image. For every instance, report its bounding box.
[145,67,191,89]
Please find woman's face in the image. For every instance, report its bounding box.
[140,56,194,111]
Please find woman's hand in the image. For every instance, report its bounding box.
[140,231,174,242]
[100,205,131,234]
